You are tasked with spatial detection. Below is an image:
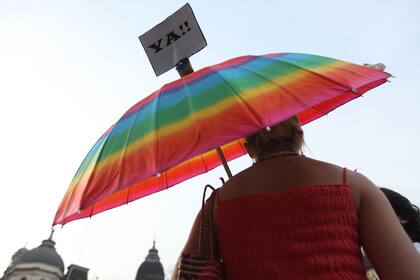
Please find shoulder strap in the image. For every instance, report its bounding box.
[197,184,218,258]
[342,167,348,185]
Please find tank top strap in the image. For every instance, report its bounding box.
[342,167,348,185]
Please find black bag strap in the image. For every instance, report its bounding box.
[197,184,219,259]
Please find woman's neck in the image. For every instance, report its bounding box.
[257,150,300,162]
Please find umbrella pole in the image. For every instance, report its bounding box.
[176,58,233,179]
[215,147,233,178]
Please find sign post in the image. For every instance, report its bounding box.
[139,3,233,179]
[139,3,207,76]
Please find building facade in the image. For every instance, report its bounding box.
[135,241,165,280]
[1,234,89,280]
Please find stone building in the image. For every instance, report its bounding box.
[1,233,89,280]
[135,241,164,280]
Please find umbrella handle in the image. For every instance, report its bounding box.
[216,147,233,179]
[176,58,194,76]
[176,58,233,180]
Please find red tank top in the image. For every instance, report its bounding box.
[215,171,367,279]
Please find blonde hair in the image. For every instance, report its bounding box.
[245,116,304,159]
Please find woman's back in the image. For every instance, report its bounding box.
[215,156,367,279]
[217,156,358,205]
[173,117,420,280]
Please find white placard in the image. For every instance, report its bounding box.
[139,3,207,76]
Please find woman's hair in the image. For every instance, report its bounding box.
[380,187,420,242]
[245,116,304,159]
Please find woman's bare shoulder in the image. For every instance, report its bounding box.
[302,157,345,170]
[346,169,379,199]
[218,156,348,199]
[217,165,253,198]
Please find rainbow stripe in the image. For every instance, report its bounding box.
[54,53,390,225]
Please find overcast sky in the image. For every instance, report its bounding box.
[1,0,419,279]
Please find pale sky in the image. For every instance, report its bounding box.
[1,0,419,279]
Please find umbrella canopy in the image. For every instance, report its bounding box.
[54,53,390,225]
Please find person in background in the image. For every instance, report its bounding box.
[173,116,420,280]
[380,187,420,251]
[363,188,420,279]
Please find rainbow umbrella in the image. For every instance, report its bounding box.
[54,53,390,225]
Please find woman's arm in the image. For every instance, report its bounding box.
[351,172,420,279]
[171,198,216,280]
[170,209,201,280]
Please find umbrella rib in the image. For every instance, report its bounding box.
[153,87,163,175]
[200,154,209,172]
[238,140,247,154]
[207,66,266,127]
[164,170,168,189]
[261,55,356,92]
[238,63,320,114]
[79,132,120,208]
[258,55,369,117]
[59,136,108,221]
[154,86,171,189]
[105,97,153,207]
[178,75,206,174]
[117,109,139,193]
[233,62,327,117]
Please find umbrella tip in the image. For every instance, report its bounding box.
[351,88,358,94]
[363,63,386,71]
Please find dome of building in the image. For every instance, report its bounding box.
[135,241,164,280]
[10,247,29,263]
[15,237,65,273]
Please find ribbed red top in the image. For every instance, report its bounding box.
[216,185,367,279]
